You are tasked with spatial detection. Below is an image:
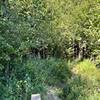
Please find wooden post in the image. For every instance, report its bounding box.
[31,94,41,100]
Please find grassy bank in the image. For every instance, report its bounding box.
[0,58,100,100]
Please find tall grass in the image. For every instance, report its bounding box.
[75,59,100,81]
[62,59,100,100]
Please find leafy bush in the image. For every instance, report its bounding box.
[61,60,100,100]
[61,76,100,100]
[0,58,71,100]
[25,58,71,87]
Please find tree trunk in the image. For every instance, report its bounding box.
[73,40,80,59]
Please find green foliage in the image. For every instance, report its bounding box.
[61,60,100,100]
[62,76,100,100]
[75,59,100,81]
[25,58,71,85]
[0,58,71,99]
[0,0,100,99]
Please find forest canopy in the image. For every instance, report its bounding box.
[0,0,100,100]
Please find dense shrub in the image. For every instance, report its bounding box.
[0,0,100,99]
[0,58,71,99]
[62,76,100,100]
[61,60,100,100]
